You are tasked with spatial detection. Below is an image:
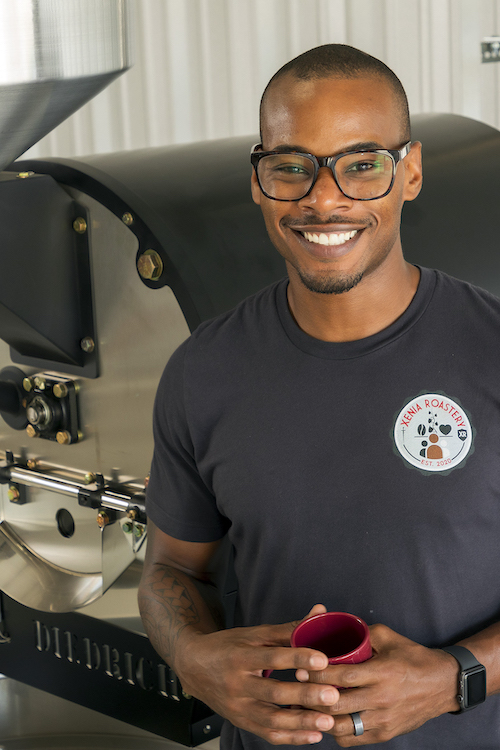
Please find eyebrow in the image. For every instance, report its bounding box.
[268,141,386,155]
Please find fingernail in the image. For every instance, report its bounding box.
[320,688,337,704]
[317,716,334,730]
[308,733,323,744]
[296,669,309,682]
[310,655,326,668]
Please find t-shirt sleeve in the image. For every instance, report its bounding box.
[146,340,229,542]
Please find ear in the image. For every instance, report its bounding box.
[251,169,262,206]
[402,141,423,202]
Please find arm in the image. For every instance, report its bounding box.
[295,622,500,746]
[138,521,341,745]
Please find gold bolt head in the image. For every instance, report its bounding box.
[123,522,133,534]
[17,171,34,179]
[133,524,144,538]
[23,377,34,392]
[126,508,137,520]
[34,376,46,390]
[53,383,68,399]
[137,250,163,281]
[56,430,71,445]
[7,485,20,502]
[73,217,87,234]
[26,459,37,470]
[26,425,37,438]
[122,212,134,226]
[84,472,96,485]
[97,510,110,528]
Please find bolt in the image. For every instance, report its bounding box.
[182,690,192,700]
[126,508,137,520]
[17,171,35,179]
[134,524,145,538]
[53,383,68,399]
[7,486,19,502]
[137,250,163,281]
[23,377,34,392]
[122,212,134,226]
[34,376,46,390]
[77,431,84,442]
[73,217,87,234]
[81,337,95,353]
[56,430,71,445]
[84,472,96,485]
[26,425,37,438]
[97,510,110,528]
[123,522,133,534]
[26,459,37,470]
[203,725,212,735]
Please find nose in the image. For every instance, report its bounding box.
[298,166,354,212]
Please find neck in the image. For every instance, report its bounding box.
[286,256,420,343]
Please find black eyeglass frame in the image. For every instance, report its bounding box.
[250,141,412,202]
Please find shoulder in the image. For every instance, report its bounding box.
[157,278,286,389]
[431,267,500,314]
[184,278,286,358]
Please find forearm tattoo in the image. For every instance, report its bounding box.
[139,565,203,664]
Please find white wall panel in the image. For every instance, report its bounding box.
[22,0,500,162]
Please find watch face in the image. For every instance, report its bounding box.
[464,668,486,708]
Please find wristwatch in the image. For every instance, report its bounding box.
[442,644,486,713]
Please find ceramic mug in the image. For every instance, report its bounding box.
[291,611,371,664]
[263,611,371,678]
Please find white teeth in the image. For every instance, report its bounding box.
[302,230,358,246]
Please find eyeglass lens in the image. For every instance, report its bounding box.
[257,151,395,200]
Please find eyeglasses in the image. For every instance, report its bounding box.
[250,142,412,202]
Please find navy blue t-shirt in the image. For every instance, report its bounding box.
[147,267,500,749]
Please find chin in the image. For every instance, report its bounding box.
[297,270,364,295]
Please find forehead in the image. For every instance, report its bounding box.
[261,75,403,155]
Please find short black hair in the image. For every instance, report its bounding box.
[260,44,410,143]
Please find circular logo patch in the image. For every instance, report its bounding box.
[394,394,473,472]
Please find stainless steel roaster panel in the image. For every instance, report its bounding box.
[0,190,191,610]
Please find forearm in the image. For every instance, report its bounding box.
[138,561,224,672]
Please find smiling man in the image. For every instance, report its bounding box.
[140,45,500,749]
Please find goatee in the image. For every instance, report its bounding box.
[297,270,364,295]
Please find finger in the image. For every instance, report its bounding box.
[301,603,328,621]
[297,660,374,688]
[253,674,340,710]
[262,604,327,647]
[255,644,329,674]
[304,688,373,718]
[327,711,370,744]
[245,702,335,745]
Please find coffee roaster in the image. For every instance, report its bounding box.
[1,2,500,745]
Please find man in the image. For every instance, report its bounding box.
[139,44,500,748]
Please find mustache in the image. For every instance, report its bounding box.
[282,215,371,228]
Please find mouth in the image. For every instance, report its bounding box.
[300,229,358,247]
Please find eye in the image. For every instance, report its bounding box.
[345,158,384,174]
[261,155,314,182]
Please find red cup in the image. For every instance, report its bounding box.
[291,611,371,665]
[263,611,371,678]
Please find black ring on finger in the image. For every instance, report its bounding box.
[351,712,364,737]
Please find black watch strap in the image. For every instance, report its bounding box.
[442,645,486,713]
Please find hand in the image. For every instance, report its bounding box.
[295,623,459,746]
[174,604,340,745]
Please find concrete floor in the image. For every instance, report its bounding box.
[0,676,220,750]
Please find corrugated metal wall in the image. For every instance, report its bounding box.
[24,0,500,160]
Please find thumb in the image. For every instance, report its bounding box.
[300,603,328,622]
[272,603,329,645]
